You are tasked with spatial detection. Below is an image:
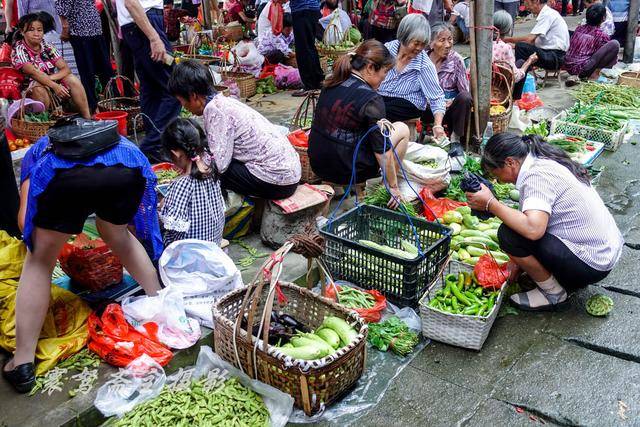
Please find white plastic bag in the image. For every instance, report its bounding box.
[232,40,264,77]
[191,346,294,427]
[382,302,422,332]
[324,10,345,45]
[121,287,201,349]
[94,354,166,418]
[159,239,243,328]
[508,105,531,132]
[399,142,450,198]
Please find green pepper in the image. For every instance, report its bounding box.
[474,286,483,297]
[451,296,459,311]
[463,304,480,315]
[451,281,471,306]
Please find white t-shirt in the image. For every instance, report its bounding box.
[256,0,291,38]
[116,0,163,27]
[452,2,469,25]
[531,5,570,51]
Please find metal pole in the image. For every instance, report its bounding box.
[468,0,480,150]
[623,0,639,63]
[474,0,493,137]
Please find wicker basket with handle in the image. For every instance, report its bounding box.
[219,50,257,98]
[181,32,222,65]
[97,76,143,135]
[212,242,368,416]
[11,85,58,141]
[490,62,514,134]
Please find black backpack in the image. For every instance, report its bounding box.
[46,117,120,160]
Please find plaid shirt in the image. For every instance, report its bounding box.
[160,174,225,247]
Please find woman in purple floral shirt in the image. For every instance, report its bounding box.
[427,23,471,147]
[169,60,301,200]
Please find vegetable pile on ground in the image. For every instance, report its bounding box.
[275,316,358,360]
[586,294,614,317]
[427,271,500,317]
[256,76,277,95]
[112,377,269,427]
[368,316,418,357]
[574,82,640,109]
[8,138,31,152]
[442,207,509,266]
[155,169,180,184]
[364,184,419,217]
[233,239,269,270]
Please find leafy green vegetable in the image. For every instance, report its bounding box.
[444,175,467,202]
[492,182,516,200]
[364,185,419,216]
[368,316,419,356]
[524,121,549,137]
[463,156,482,174]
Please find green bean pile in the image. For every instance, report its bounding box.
[574,82,640,108]
[566,104,622,131]
[113,378,269,427]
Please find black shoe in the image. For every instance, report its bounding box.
[3,361,35,393]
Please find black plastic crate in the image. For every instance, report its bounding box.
[320,205,452,308]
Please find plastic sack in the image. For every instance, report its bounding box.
[324,10,345,45]
[508,105,531,132]
[192,346,294,427]
[516,92,544,111]
[324,282,387,323]
[232,40,265,77]
[0,43,11,63]
[274,64,302,89]
[288,128,309,148]
[400,142,450,194]
[473,254,509,290]
[122,287,201,349]
[382,302,422,332]
[94,354,166,417]
[0,229,26,280]
[224,192,255,239]
[159,239,243,328]
[419,187,467,221]
[88,304,173,367]
[59,233,123,292]
[0,66,23,100]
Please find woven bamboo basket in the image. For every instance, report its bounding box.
[618,71,640,89]
[181,32,222,65]
[291,90,319,129]
[286,55,331,75]
[212,243,368,416]
[316,22,358,59]
[293,144,319,183]
[490,62,514,134]
[11,85,59,141]
[97,76,143,135]
[214,84,231,97]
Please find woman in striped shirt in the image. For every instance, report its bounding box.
[466,133,623,311]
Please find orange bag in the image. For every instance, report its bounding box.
[59,233,123,292]
[473,255,509,290]
[419,188,467,221]
[87,304,173,367]
[324,284,387,323]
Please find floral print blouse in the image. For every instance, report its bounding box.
[492,39,525,82]
[203,94,301,186]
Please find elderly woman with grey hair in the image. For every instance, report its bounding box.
[493,10,538,85]
[378,14,447,142]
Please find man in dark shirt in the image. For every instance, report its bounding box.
[56,0,114,113]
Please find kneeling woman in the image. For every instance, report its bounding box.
[466,133,622,311]
[308,40,410,205]
[4,130,162,393]
[168,60,301,200]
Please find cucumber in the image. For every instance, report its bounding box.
[458,248,471,260]
[460,230,489,238]
[476,223,493,232]
[449,223,462,236]
[462,257,480,266]
[484,228,499,242]
[461,236,500,251]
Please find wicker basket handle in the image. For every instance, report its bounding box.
[19,82,59,120]
[103,75,139,99]
[292,90,319,130]
[322,20,345,46]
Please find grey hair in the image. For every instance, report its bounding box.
[493,10,513,38]
[430,22,455,41]
[397,14,430,46]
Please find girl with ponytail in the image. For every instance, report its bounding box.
[159,118,225,247]
[309,39,410,208]
[465,132,623,312]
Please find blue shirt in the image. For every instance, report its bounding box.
[20,136,163,260]
[289,0,319,13]
[378,40,446,114]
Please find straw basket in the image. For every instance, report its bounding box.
[316,22,358,59]
[11,85,58,141]
[222,22,243,41]
[212,243,368,416]
[97,76,143,135]
[618,71,640,89]
[286,55,331,75]
[214,84,231,97]
[291,90,319,130]
[294,144,319,183]
[180,32,222,65]
[490,62,514,133]
[219,51,257,98]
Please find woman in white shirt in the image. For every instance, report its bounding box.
[466,133,623,311]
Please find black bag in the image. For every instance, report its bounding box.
[47,117,120,160]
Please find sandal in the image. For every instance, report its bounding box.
[3,360,35,393]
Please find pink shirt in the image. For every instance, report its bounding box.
[203,94,301,186]
[492,39,525,82]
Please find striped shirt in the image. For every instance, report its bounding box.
[516,154,623,271]
[378,40,446,114]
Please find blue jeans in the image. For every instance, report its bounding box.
[456,16,469,37]
[122,9,181,154]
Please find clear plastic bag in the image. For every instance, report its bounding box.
[94,354,166,418]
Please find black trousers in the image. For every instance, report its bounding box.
[70,35,114,113]
[383,92,472,139]
[613,21,628,45]
[221,159,298,200]
[514,42,565,99]
[498,224,611,291]
[292,9,324,90]
[0,135,20,237]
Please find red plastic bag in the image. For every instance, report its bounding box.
[324,284,387,323]
[473,254,509,290]
[259,64,278,79]
[0,43,12,63]
[419,187,467,221]
[0,67,23,100]
[287,128,309,148]
[59,233,123,292]
[88,304,173,367]
[516,92,544,111]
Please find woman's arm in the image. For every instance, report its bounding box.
[4,0,14,31]
[20,62,69,99]
[18,179,29,232]
[50,57,71,81]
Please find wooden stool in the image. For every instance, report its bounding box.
[404,118,420,141]
[534,67,563,88]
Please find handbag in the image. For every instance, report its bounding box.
[47,117,121,160]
